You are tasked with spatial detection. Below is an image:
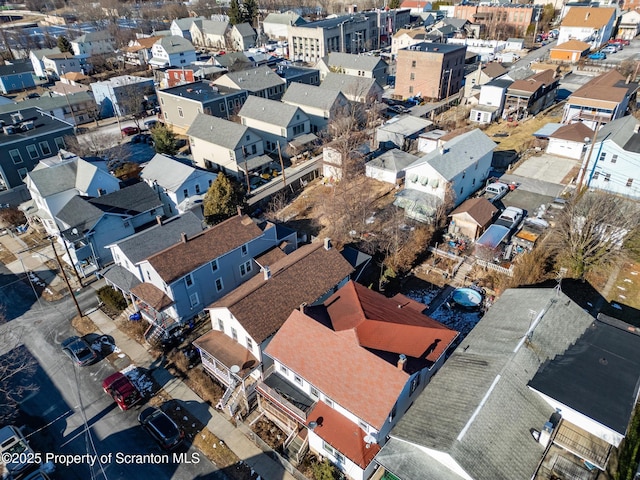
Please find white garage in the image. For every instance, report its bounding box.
[546,122,593,160]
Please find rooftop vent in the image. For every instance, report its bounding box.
[21,121,34,131]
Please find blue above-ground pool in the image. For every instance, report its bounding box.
[452,288,483,308]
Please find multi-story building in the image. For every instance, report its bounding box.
[71,30,114,56]
[315,52,388,86]
[287,9,411,64]
[0,91,97,126]
[453,4,536,37]
[503,69,558,120]
[213,65,287,101]
[148,36,197,69]
[41,53,89,78]
[157,81,248,134]
[90,75,155,118]
[263,12,306,41]
[557,7,617,49]
[395,42,466,100]
[0,61,36,94]
[0,108,74,190]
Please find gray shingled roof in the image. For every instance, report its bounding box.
[281,82,345,111]
[109,211,203,265]
[141,154,215,193]
[157,35,195,54]
[30,47,60,60]
[56,196,105,236]
[239,96,307,128]
[214,65,285,92]
[87,181,161,215]
[72,30,112,43]
[172,17,201,31]
[0,61,34,76]
[233,22,256,37]
[187,113,260,150]
[407,129,496,180]
[264,12,305,26]
[324,52,386,72]
[366,149,418,173]
[200,19,228,36]
[379,288,598,480]
[596,115,640,153]
[29,158,108,198]
[319,72,380,98]
[0,91,94,115]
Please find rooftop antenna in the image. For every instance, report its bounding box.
[527,309,537,342]
[555,267,567,296]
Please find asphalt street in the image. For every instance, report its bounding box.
[0,264,220,479]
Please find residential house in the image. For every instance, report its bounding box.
[584,115,640,199]
[469,78,513,124]
[287,10,412,64]
[0,61,35,94]
[391,28,428,58]
[375,288,640,480]
[187,113,270,178]
[29,47,60,78]
[618,10,640,41]
[400,0,433,14]
[365,149,419,185]
[140,153,218,216]
[239,96,311,156]
[170,17,203,41]
[448,197,498,240]
[417,129,448,154]
[259,281,458,479]
[149,36,197,69]
[157,81,248,134]
[55,182,163,275]
[213,51,252,71]
[549,40,590,63]
[562,70,639,130]
[319,73,383,104]
[213,65,287,101]
[557,7,617,49]
[395,42,466,101]
[281,82,349,133]
[0,109,75,191]
[315,52,388,86]
[376,115,433,150]
[323,141,371,181]
[452,4,535,37]
[395,129,496,222]
[546,121,593,160]
[22,151,120,236]
[189,19,229,49]
[122,36,162,66]
[231,23,257,51]
[131,213,298,333]
[463,62,506,98]
[193,239,353,413]
[263,12,306,41]
[71,30,114,57]
[102,212,204,299]
[91,75,155,118]
[274,64,321,87]
[503,69,558,120]
[504,38,525,51]
[0,91,97,126]
[42,53,89,78]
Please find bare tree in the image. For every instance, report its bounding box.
[64,132,131,168]
[547,191,639,280]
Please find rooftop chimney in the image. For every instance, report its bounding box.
[181,232,188,243]
[156,215,163,226]
[584,12,590,21]
[300,302,307,312]
[324,238,332,250]
[237,205,243,216]
[263,265,271,280]
[397,354,407,371]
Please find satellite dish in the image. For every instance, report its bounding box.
[308,421,318,430]
[364,434,377,445]
[230,365,240,374]
[71,228,78,235]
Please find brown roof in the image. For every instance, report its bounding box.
[193,330,259,378]
[393,27,427,39]
[509,69,556,93]
[306,401,381,469]
[549,122,594,142]
[130,282,175,311]
[551,40,591,52]
[137,36,161,49]
[147,214,264,284]
[45,52,76,60]
[561,7,616,29]
[450,197,498,226]
[569,70,630,104]
[60,71,89,81]
[209,242,354,343]
[267,308,409,430]
[482,62,507,79]
[254,246,287,268]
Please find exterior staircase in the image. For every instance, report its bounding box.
[452,257,474,286]
[284,430,308,466]
[217,378,239,410]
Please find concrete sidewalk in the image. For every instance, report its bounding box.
[87,308,296,480]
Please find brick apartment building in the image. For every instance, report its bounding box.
[453,4,536,37]
[395,42,466,100]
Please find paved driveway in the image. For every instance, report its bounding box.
[512,153,580,185]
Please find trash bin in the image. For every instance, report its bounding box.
[129,312,141,321]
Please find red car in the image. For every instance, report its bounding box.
[102,372,141,411]
[616,38,631,46]
[121,126,140,136]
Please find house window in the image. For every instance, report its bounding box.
[310,387,319,398]
[410,72,415,80]
[410,374,421,394]
[220,103,226,112]
[231,327,238,341]
[322,441,335,456]
[26,145,39,159]
[189,292,199,307]
[389,403,397,421]
[195,184,201,194]
[599,152,606,162]
[178,107,184,118]
[218,317,224,330]
[324,396,333,407]
[183,188,188,198]
[294,375,303,386]
[251,144,256,154]
[9,149,22,164]
[611,155,618,164]
[241,244,248,256]
[147,271,151,280]
[17,168,27,180]
[246,337,253,350]
[54,137,65,149]
[593,172,599,180]
[215,277,223,291]
[239,260,252,276]
[211,260,218,272]
[160,98,165,105]
[409,86,413,94]
[604,173,611,182]
[411,60,416,67]
[39,141,52,156]
[280,364,288,375]
[185,274,193,287]
[460,187,463,194]
[627,178,633,187]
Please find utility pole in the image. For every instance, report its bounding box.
[49,236,83,318]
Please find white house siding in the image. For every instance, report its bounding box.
[469,108,494,124]
[557,22,614,49]
[190,134,264,177]
[208,307,263,367]
[308,431,368,480]
[585,140,640,200]
[84,215,135,266]
[478,85,506,113]
[365,165,397,185]
[546,138,585,160]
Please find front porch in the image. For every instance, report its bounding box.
[129,282,178,335]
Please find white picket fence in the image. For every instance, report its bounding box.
[475,259,514,277]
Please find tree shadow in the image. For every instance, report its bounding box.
[0,269,38,320]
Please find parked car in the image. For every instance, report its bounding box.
[138,407,184,451]
[102,372,141,411]
[588,52,606,60]
[144,119,158,130]
[61,335,97,366]
[494,206,524,231]
[121,126,140,136]
[0,426,37,478]
[601,46,618,54]
[482,182,510,203]
[616,38,631,46]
